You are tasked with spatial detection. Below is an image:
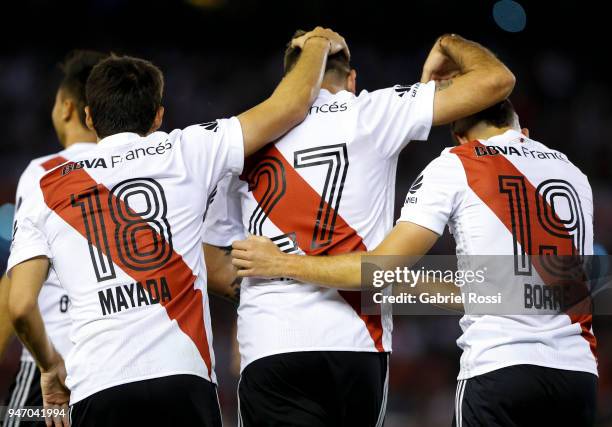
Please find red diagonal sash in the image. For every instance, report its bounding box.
[452,142,596,357]
[41,155,67,171]
[244,146,384,352]
[40,165,213,376]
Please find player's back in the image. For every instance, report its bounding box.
[208,82,435,369]
[21,119,243,403]
[406,129,597,379]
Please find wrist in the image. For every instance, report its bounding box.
[303,35,332,52]
[39,345,62,373]
[278,253,300,279]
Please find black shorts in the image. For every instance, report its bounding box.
[2,361,44,427]
[69,374,222,427]
[238,351,389,427]
[453,364,598,427]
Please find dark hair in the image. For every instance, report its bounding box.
[59,50,109,128]
[86,55,164,138]
[451,99,517,136]
[283,30,350,78]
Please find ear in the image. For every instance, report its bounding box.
[346,69,357,94]
[62,98,74,122]
[150,106,164,133]
[521,128,530,138]
[84,106,96,132]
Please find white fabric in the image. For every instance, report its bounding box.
[204,83,435,370]
[8,117,244,403]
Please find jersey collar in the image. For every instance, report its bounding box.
[484,129,527,145]
[98,132,142,147]
[65,142,96,151]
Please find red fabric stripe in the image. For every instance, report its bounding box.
[451,141,596,357]
[40,165,213,376]
[41,155,67,171]
[244,146,385,352]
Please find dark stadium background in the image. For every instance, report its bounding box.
[1,1,611,425]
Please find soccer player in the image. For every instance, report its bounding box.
[0,50,107,427]
[232,99,598,427]
[203,33,515,426]
[6,27,347,427]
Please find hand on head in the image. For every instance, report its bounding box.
[421,34,463,83]
[291,26,350,60]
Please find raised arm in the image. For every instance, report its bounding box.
[231,222,439,290]
[423,34,515,126]
[237,27,348,156]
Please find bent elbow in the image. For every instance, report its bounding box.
[489,68,516,101]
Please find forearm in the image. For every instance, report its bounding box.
[10,305,57,371]
[8,257,57,371]
[442,35,514,93]
[0,274,15,357]
[204,244,241,305]
[408,278,464,312]
[238,38,330,156]
[431,35,515,125]
[441,35,501,73]
[276,252,364,290]
[270,37,330,119]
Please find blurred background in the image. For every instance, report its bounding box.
[0,0,611,425]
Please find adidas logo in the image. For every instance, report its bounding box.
[408,174,423,194]
[394,84,414,97]
[199,121,219,132]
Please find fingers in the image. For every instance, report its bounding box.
[291,26,350,60]
[232,235,273,251]
[232,257,252,269]
[236,269,256,278]
[43,403,68,427]
[60,403,70,427]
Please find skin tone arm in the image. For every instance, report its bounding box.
[0,273,15,357]
[231,222,438,289]
[237,27,349,156]
[231,225,464,312]
[425,34,516,126]
[8,257,69,427]
[203,244,241,305]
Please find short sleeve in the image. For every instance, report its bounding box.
[398,150,466,235]
[14,161,40,215]
[358,81,435,159]
[180,117,245,189]
[202,175,246,247]
[7,187,50,275]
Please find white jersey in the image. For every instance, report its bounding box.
[13,143,96,363]
[204,83,435,370]
[8,118,244,404]
[399,129,597,379]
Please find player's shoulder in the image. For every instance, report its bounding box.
[418,147,467,181]
[16,152,65,192]
[26,152,66,174]
[356,83,417,98]
[433,146,465,166]
[176,117,241,146]
[529,137,589,179]
[356,82,433,104]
